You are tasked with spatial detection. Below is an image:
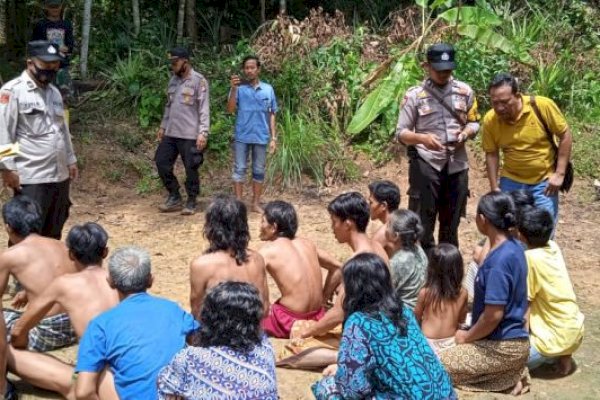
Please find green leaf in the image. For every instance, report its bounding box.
[457,24,512,54]
[438,6,502,26]
[415,0,428,8]
[431,0,453,10]
[347,58,420,135]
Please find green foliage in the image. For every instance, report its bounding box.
[72,0,600,186]
[267,110,350,189]
[347,56,420,135]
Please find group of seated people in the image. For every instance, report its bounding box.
[0,179,584,399]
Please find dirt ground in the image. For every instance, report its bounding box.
[4,143,600,399]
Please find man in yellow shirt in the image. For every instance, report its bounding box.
[482,73,572,225]
[518,206,584,375]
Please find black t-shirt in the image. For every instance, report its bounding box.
[32,18,74,66]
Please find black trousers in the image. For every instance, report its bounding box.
[19,179,71,240]
[407,156,469,252]
[155,136,204,198]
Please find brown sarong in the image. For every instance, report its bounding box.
[439,338,530,392]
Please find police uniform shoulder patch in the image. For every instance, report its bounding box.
[453,81,470,95]
[0,91,10,105]
[400,95,409,108]
[417,89,429,98]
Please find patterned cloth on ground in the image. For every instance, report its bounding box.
[440,338,530,392]
[4,309,76,352]
[157,336,278,400]
[276,320,341,370]
[427,336,456,357]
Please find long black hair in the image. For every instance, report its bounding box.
[203,195,249,265]
[423,243,464,312]
[193,281,263,352]
[342,253,407,335]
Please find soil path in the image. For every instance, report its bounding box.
[5,147,600,399]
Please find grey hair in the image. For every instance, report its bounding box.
[387,209,423,250]
[108,246,152,294]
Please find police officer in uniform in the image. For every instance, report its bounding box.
[156,47,209,215]
[0,40,78,240]
[396,43,480,251]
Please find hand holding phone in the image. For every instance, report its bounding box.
[230,75,242,88]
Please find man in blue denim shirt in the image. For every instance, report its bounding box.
[227,55,278,213]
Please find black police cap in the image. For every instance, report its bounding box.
[426,43,456,71]
[168,47,190,60]
[27,40,62,62]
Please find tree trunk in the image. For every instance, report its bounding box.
[279,0,286,15]
[0,0,6,45]
[80,0,92,79]
[176,0,185,45]
[260,0,265,23]
[132,0,140,37]
[186,0,196,45]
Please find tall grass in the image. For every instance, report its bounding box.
[267,109,353,189]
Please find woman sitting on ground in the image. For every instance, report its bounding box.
[312,253,456,399]
[157,281,278,399]
[440,192,530,395]
[463,189,535,300]
[414,243,468,356]
[385,209,427,309]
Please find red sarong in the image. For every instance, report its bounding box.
[262,301,325,339]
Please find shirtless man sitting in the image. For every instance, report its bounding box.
[0,195,78,352]
[6,222,119,399]
[299,192,388,339]
[259,200,342,338]
[190,195,269,316]
[368,180,401,258]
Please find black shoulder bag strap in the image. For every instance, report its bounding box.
[530,95,574,193]
[421,84,467,127]
[529,96,559,153]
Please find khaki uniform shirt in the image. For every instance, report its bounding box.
[160,69,210,140]
[0,71,76,184]
[396,78,480,174]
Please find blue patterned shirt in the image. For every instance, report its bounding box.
[312,309,457,400]
[157,336,278,400]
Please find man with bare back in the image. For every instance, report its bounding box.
[299,191,388,339]
[189,195,269,316]
[258,200,342,338]
[0,195,78,352]
[7,222,119,399]
[368,180,401,258]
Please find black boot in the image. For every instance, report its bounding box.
[158,192,183,212]
[181,197,197,215]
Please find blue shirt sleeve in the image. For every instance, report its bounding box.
[484,259,511,306]
[75,319,108,373]
[334,314,375,399]
[181,310,200,335]
[270,87,278,113]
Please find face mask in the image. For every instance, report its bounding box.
[174,61,187,78]
[32,63,57,84]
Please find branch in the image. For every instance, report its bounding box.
[361,17,442,89]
